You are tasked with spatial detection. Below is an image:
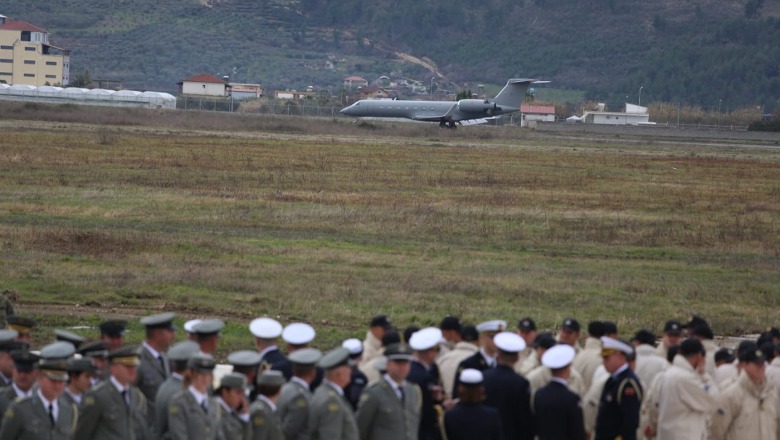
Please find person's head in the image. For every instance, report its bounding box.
[409,327,442,365]
[532,333,557,360]
[476,320,507,356]
[0,331,21,377]
[10,349,40,391]
[456,369,485,403]
[600,337,632,374]
[78,340,109,375]
[661,320,683,347]
[603,321,618,338]
[689,324,714,341]
[38,359,68,401]
[141,312,177,352]
[282,322,316,354]
[320,347,352,388]
[99,319,128,351]
[107,345,141,386]
[342,338,363,367]
[461,325,479,344]
[679,338,706,369]
[257,371,285,401]
[217,373,248,409]
[517,318,538,346]
[7,316,36,344]
[381,330,401,348]
[384,343,413,384]
[542,344,576,379]
[557,318,581,346]
[369,315,392,340]
[632,330,656,347]
[192,319,224,355]
[187,353,216,393]
[714,348,736,367]
[167,340,199,374]
[440,316,463,344]
[66,358,97,394]
[227,350,262,385]
[493,332,525,366]
[738,342,767,385]
[587,321,606,339]
[250,317,283,351]
[403,326,420,345]
[289,348,323,384]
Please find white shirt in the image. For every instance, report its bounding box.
[65,388,82,405]
[12,383,33,399]
[323,380,344,396]
[479,348,496,367]
[143,341,161,359]
[110,376,130,403]
[37,388,59,422]
[188,385,208,408]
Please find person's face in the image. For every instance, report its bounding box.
[70,371,94,393]
[191,370,213,393]
[664,332,682,347]
[102,335,124,351]
[519,330,537,346]
[602,353,626,373]
[13,369,38,391]
[110,364,138,386]
[39,376,66,401]
[370,326,386,340]
[558,329,579,346]
[742,361,766,385]
[480,333,497,354]
[221,387,244,409]
[0,353,13,376]
[441,329,460,343]
[417,347,439,365]
[386,359,411,383]
[330,365,352,388]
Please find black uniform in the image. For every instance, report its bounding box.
[344,368,368,411]
[483,364,535,440]
[264,348,323,391]
[451,351,492,398]
[444,402,502,440]
[533,379,586,440]
[406,360,442,440]
[594,366,642,440]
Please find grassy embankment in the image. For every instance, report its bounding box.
[0,104,778,359]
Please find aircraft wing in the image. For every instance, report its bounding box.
[409,103,458,122]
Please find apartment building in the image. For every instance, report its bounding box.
[0,14,70,86]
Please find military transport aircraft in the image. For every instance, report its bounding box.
[340,78,547,128]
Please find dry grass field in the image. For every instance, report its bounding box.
[0,103,779,356]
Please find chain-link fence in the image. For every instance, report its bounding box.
[176,96,344,118]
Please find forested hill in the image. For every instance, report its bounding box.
[0,0,778,109]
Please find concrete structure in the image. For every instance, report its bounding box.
[520,104,556,127]
[274,90,315,100]
[582,103,651,125]
[343,76,368,88]
[229,83,263,100]
[0,14,70,86]
[178,74,229,97]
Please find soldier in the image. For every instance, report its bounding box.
[407,327,444,440]
[62,358,97,406]
[631,329,668,391]
[0,349,40,421]
[341,338,367,411]
[713,348,738,387]
[0,357,77,440]
[137,312,176,429]
[6,317,35,345]
[557,318,582,353]
[656,320,682,359]
[711,341,779,440]
[280,323,321,388]
[687,318,718,377]
[215,372,251,440]
[533,344,586,440]
[573,321,605,391]
[517,332,554,377]
[593,337,642,440]
[191,319,224,355]
[251,371,286,440]
[54,330,85,350]
[183,320,202,341]
[167,353,220,440]
[438,316,462,356]
[0,331,21,388]
[227,350,262,401]
[359,316,392,375]
[98,319,128,351]
[156,340,200,440]
[438,325,478,398]
[309,347,359,440]
[526,337,588,398]
[250,317,286,373]
[452,320,505,398]
[74,345,152,440]
[444,369,502,440]
[516,318,538,366]
[483,332,534,440]
[78,341,109,386]
[356,342,421,440]
[277,348,321,440]
[361,330,401,385]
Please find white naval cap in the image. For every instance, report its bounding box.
[409,327,443,351]
[600,336,634,355]
[459,368,484,385]
[476,320,507,333]
[342,338,363,356]
[183,319,202,334]
[250,317,283,339]
[282,322,316,345]
[541,344,576,369]
[494,332,526,353]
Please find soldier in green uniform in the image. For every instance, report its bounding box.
[74,345,152,440]
[168,353,220,440]
[277,348,322,440]
[0,357,77,440]
[98,319,128,352]
[77,341,109,386]
[250,370,286,440]
[215,372,251,440]
[309,347,359,440]
[0,349,40,421]
[53,330,85,350]
[356,342,421,440]
[155,340,199,440]
[62,358,97,407]
[137,312,176,431]
[6,317,35,345]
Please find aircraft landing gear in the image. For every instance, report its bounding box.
[448,120,457,129]
[439,119,447,128]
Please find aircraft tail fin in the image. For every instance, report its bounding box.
[493,78,538,108]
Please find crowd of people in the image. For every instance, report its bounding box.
[0,310,777,440]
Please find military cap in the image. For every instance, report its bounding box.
[476,320,507,333]
[99,319,128,337]
[600,337,634,357]
[633,329,656,346]
[532,332,557,349]
[167,340,200,361]
[107,345,141,366]
[409,327,442,351]
[11,349,41,371]
[249,317,283,339]
[0,330,20,351]
[459,368,483,385]
[66,357,98,374]
[494,332,526,353]
[587,321,606,337]
[342,338,363,358]
[440,316,462,331]
[257,370,286,387]
[139,312,176,330]
[188,353,216,372]
[542,344,576,369]
[289,348,323,366]
[518,317,536,332]
[384,343,413,361]
[7,316,36,334]
[219,372,248,389]
[227,350,263,368]
[192,319,224,337]
[679,338,706,357]
[373,357,387,373]
[183,319,202,334]
[318,347,350,370]
[54,329,86,348]
[39,358,68,381]
[685,315,709,329]
[737,342,766,363]
[714,348,736,364]
[561,318,581,333]
[663,320,683,335]
[40,341,76,360]
[370,315,392,329]
[282,322,316,345]
[78,340,108,358]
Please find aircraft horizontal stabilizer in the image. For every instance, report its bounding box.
[458,119,490,126]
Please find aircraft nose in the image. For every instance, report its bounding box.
[340,104,355,116]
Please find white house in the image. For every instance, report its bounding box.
[178,73,229,97]
[582,103,651,125]
[520,104,556,127]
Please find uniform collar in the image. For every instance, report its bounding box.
[258,345,278,358]
[142,341,161,359]
[259,394,277,412]
[12,382,33,399]
[610,363,629,379]
[324,380,344,396]
[188,385,208,406]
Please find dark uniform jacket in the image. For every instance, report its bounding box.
[261,349,289,378]
[344,368,367,411]
[594,366,642,440]
[74,379,151,440]
[483,364,535,440]
[451,351,493,399]
[443,402,502,440]
[250,397,283,440]
[0,393,78,440]
[356,377,421,440]
[533,380,586,440]
[406,360,441,440]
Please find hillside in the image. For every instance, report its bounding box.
[0,0,777,110]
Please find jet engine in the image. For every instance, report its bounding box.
[457,99,500,115]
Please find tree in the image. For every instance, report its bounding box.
[70,68,92,88]
[456,89,472,100]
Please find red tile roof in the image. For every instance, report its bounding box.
[521,104,556,114]
[181,74,228,84]
[0,19,48,33]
